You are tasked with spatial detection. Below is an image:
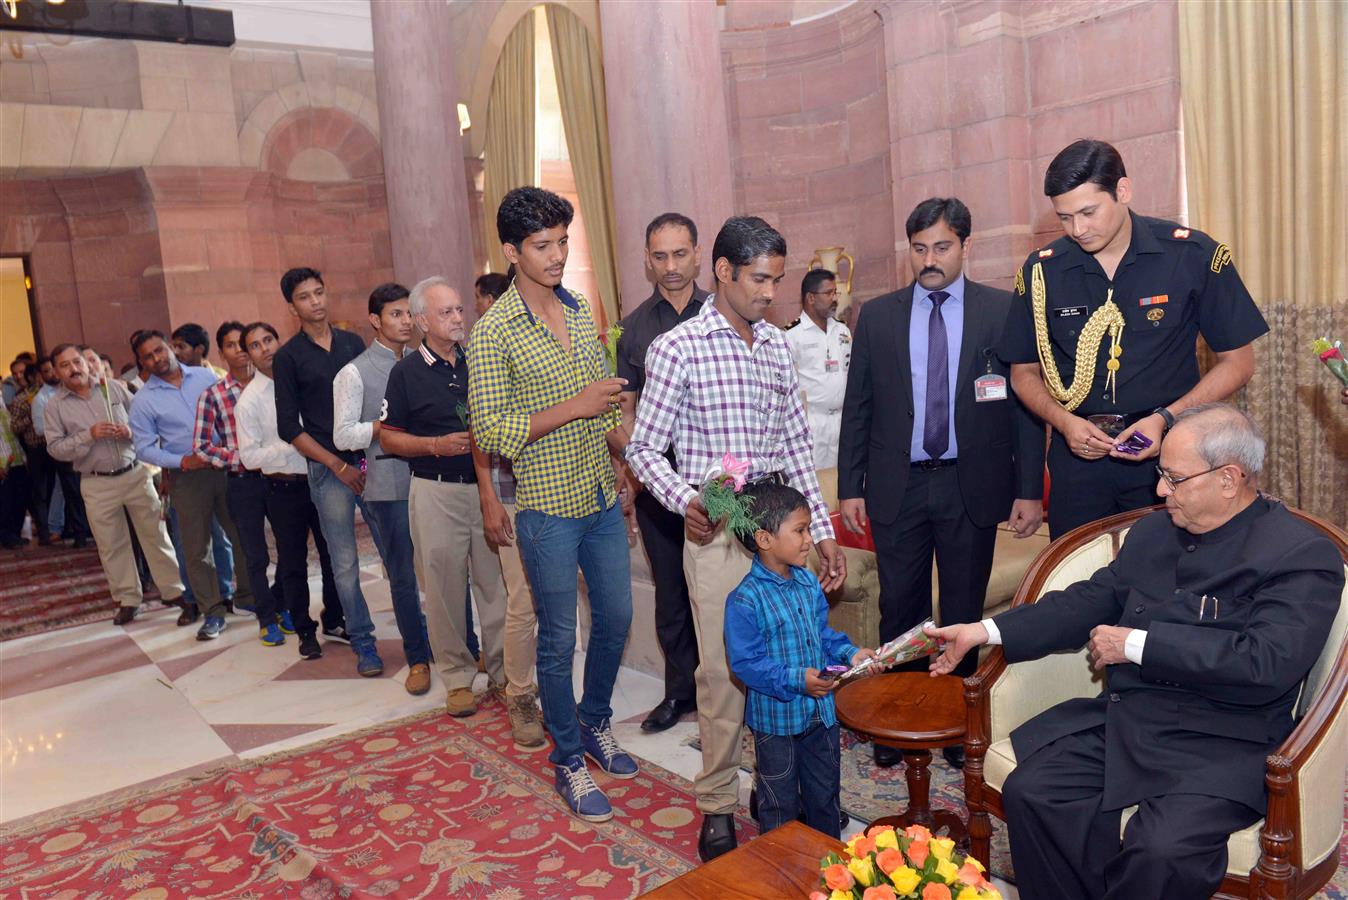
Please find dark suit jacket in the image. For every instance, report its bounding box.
[837,281,1043,526]
[995,499,1344,813]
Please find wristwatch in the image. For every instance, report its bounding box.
[1152,406,1176,433]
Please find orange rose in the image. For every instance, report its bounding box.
[809,893,828,900]
[824,863,855,892]
[853,835,878,857]
[922,884,953,900]
[905,824,933,841]
[957,862,986,886]
[863,887,898,900]
[875,847,905,876]
[867,824,897,840]
[907,839,930,867]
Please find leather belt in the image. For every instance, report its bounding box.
[412,471,475,484]
[911,458,957,471]
[89,461,137,477]
[265,473,308,483]
[229,470,264,479]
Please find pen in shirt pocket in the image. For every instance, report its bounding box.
[1197,594,1220,621]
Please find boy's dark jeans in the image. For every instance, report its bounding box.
[752,712,842,838]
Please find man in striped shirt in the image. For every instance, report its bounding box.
[626,216,847,861]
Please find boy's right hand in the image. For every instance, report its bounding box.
[804,668,836,697]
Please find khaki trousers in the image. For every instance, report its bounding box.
[684,526,753,814]
[80,465,185,608]
[497,502,538,698]
[409,478,507,691]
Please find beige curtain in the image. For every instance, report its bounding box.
[1179,0,1348,524]
[483,13,536,275]
[547,3,621,328]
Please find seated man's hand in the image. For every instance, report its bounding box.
[803,668,835,697]
[1088,625,1133,670]
[925,622,989,677]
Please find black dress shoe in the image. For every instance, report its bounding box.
[177,604,200,627]
[298,632,323,660]
[113,606,139,626]
[942,745,965,770]
[873,744,901,768]
[698,813,737,862]
[641,697,695,733]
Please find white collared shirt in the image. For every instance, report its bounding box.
[784,314,852,413]
[236,373,307,475]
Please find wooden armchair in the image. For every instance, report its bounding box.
[961,506,1348,900]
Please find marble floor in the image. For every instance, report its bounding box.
[0,560,1016,896]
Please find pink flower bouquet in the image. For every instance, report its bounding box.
[699,452,759,539]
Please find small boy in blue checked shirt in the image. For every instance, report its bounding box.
[724,480,877,838]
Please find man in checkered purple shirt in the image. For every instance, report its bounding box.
[626,216,847,862]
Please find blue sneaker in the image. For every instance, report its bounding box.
[354,644,384,677]
[579,718,639,779]
[259,623,285,646]
[277,610,296,634]
[196,615,227,641]
[555,755,613,822]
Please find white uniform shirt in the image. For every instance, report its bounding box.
[785,314,852,414]
[235,373,308,476]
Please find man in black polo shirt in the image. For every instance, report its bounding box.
[615,212,712,734]
[999,140,1268,537]
[271,267,384,677]
[381,276,508,720]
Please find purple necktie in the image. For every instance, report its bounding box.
[923,290,950,459]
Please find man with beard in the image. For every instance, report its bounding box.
[615,212,711,735]
[626,215,846,861]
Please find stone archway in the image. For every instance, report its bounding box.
[236,79,381,171]
[260,107,382,181]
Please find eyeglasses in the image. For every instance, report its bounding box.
[1154,464,1237,490]
[809,288,838,298]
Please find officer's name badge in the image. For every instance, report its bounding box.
[1138,294,1169,306]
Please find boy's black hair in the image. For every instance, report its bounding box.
[215,320,246,350]
[734,479,811,555]
[171,323,209,353]
[368,282,410,316]
[496,186,574,249]
[280,267,323,303]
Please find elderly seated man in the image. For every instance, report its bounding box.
[928,402,1344,900]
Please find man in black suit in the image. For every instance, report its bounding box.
[838,197,1044,768]
[928,403,1344,900]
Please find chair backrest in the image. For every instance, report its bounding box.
[1287,509,1348,717]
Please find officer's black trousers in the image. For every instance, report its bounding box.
[635,489,698,703]
[1047,430,1157,539]
[1002,725,1260,900]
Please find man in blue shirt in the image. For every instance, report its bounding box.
[129,330,252,639]
[724,480,875,838]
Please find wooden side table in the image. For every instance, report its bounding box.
[835,671,968,848]
[640,821,843,898]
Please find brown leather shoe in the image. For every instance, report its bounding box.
[405,663,431,695]
[445,687,477,718]
[113,606,138,626]
[176,603,200,627]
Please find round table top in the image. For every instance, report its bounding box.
[835,671,966,749]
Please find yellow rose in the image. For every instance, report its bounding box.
[874,829,900,852]
[930,837,956,861]
[891,866,921,895]
[981,890,1003,900]
[964,855,986,873]
[935,858,959,883]
[956,888,981,900]
[830,892,853,900]
[848,854,876,887]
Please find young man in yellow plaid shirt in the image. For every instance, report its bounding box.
[468,187,637,824]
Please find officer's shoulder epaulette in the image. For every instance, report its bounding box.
[784,317,801,330]
[1032,233,1075,262]
[1150,217,1217,249]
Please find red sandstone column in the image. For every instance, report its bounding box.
[370,0,475,297]
[599,2,736,315]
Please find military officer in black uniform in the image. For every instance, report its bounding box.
[999,139,1268,538]
[927,403,1344,900]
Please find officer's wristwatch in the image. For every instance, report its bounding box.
[1152,406,1176,433]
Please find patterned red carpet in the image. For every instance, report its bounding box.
[0,542,116,641]
[0,697,757,899]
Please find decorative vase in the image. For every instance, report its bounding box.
[808,246,855,321]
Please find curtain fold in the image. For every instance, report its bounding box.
[483,13,535,276]
[1178,0,1348,523]
[547,3,621,328]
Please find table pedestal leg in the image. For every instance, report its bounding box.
[870,748,969,852]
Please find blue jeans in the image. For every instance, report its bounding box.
[169,506,234,602]
[515,496,632,765]
[306,462,376,648]
[753,714,841,838]
[363,498,431,666]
